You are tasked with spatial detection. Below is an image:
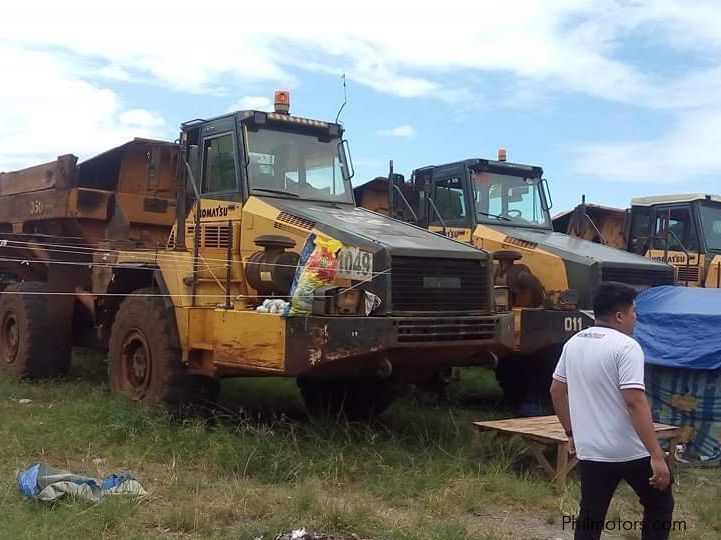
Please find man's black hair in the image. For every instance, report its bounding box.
[593,281,637,319]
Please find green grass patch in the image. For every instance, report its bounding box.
[0,357,718,539]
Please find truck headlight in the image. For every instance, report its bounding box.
[312,286,363,315]
[494,286,511,312]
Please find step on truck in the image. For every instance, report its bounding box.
[0,92,514,418]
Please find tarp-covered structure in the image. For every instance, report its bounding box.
[636,286,721,460]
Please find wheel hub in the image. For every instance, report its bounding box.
[132,348,148,381]
[121,330,152,397]
[2,311,19,364]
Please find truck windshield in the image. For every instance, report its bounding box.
[471,171,550,228]
[246,128,353,204]
[699,202,721,252]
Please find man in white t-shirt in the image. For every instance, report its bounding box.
[550,282,673,540]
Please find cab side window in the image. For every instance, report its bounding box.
[432,177,467,223]
[202,133,237,194]
[629,207,651,254]
[652,207,699,252]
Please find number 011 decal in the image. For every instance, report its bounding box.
[336,247,373,281]
[563,316,585,332]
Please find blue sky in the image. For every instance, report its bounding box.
[2,1,721,213]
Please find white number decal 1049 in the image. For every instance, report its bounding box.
[336,247,373,281]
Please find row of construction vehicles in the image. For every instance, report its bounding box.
[0,92,516,418]
[0,89,687,416]
[553,194,721,288]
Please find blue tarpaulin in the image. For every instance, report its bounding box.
[16,463,146,502]
[646,365,721,460]
[636,285,721,460]
[635,286,721,369]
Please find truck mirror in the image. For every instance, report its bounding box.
[182,145,202,205]
[188,145,200,187]
[339,139,355,180]
[654,215,669,236]
[540,177,553,211]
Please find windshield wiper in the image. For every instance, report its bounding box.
[252,188,300,198]
[478,211,512,222]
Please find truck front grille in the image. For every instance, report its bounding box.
[601,266,675,287]
[397,317,497,343]
[391,256,490,313]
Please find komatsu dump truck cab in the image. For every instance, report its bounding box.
[555,194,721,288]
[0,92,514,417]
[356,151,675,411]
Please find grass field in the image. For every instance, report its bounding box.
[0,350,719,539]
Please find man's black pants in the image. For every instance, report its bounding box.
[574,457,674,540]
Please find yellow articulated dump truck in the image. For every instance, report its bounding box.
[554,194,721,288]
[0,92,514,418]
[356,153,675,412]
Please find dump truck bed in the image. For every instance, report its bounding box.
[0,139,179,247]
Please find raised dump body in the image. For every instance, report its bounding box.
[0,138,178,247]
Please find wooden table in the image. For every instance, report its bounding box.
[473,416,682,486]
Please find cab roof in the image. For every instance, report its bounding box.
[181,110,343,136]
[414,158,542,178]
[631,193,721,206]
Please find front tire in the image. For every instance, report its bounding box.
[496,346,561,416]
[108,288,190,409]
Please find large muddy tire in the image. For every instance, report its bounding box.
[495,354,526,410]
[297,377,396,420]
[0,281,71,379]
[108,288,192,409]
[496,347,561,416]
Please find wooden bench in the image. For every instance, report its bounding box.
[473,415,681,486]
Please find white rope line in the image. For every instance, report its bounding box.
[0,237,393,276]
[0,270,390,300]
[0,219,241,246]
[0,255,230,273]
[0,290,231,298]
[0,228,345,264]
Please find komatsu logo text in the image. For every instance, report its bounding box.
[200,206,230,219]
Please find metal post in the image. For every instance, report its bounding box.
[225,220,233,309]
[190,202,201,307]
[388,160,394,218]
[175,144,187,251]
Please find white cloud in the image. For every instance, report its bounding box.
[572,108,721,184]
[376,125,416,138]
[227,96,273,112]
[119,109,165,129]
[2,0,721,184]
[0,46,169,171]
[0,1,671,105]
[615,0,721,52]
[2,1,719,108]
[93,64,134,83]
